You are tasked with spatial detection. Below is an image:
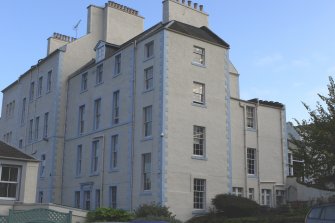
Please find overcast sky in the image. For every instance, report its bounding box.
[1,0,335,122]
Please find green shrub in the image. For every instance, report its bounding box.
[86,207,134,222]
[134,203,174,218]
[212,194,261,218]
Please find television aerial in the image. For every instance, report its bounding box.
[73,19,81,38]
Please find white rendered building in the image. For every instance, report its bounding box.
[0,1,287,220]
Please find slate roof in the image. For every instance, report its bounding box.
[0,141,38,162]
[248,98,284,108]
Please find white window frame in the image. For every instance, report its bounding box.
[193,82,205,104]
[37,76,43,97]
[83,190,91,210]
[144,67,153,91]
[145,41,154,59]
[288,153,294,176]
[34,116,39,140]
[193,125,206,157]
[38,191,43,203]
[78,105,85,134]
[43,112,49,138]
[112,91,119,125]
[81,72,88,92]
[193,178,206,209]
[193,46,205,65]
[232,187,243,197]
[76,145,82,176]
[46,70,52,93]
[96,46,105,62]
[143,106,152,137]
[110,135,118,170]
[248,188,254,200]
[0,165,20,200]
[40,154,46,178]
[142,153,151,191]
[261,189,272,207]
[28,119,33,142]
[91,140,99,174]
[29,82,35,101]
[246,106,256,129]
[96,64,103,85]
[110,186,117,209]
[93,99,101,130]
[114,54,121,75]
[247,148,256,175]
[21,98,26,125]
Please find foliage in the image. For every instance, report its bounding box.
[212,194,261,217]
[133,216,183,223]
[86,207,134,222]
[134,203,182,223]
[291,76,335,186]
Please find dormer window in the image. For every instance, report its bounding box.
[96,45,105,63]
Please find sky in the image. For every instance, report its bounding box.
[1,0,335,122]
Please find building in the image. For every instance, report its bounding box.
[0,141,39,214]
[0,1,287,220]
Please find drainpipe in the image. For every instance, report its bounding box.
[256,100,261,204]
[100,134,106,207]
[239,103,248,197]
[130,40,137,210]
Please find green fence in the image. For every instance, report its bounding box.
[0,216,8,223]
[7,208,72,223]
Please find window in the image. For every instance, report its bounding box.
[323,206,335,220]
[248,188,254,200]
[142,153,151,191]
[29,119,33,142]
[276,190,285,206]
[95,189,100,209]
[114,54,121,75]
[232,187,243,197]
[94,99,101,130]
[110,186,117,209]
[38,191,43,203]
[35,116,40,140]
[43,112,49,138]
[29,82,35,101]
[144,67,153,91]
[96,64,103,84]
[37,76,43,97]
[19,139,23,149]
[21,98,26,125]
[145,41,154,58]
[40,154,46,177]
[111,135,118,169]
[193,178,206,209]
[76,145,82,176]
[193,46,205,65]
[288,153,294,176]
[78,105,85,134]
[307,207,322,219]
[96,46,105,62]
[193,125,205,157]
[46,70,52,93]
[83,191,91,210]
[6,101,15,118]
[0,166,19,199]
[261,189,271,206]
[247,148,256,175]
[74,191,80,208]
[143,106,152,137]
[112,91,119,125]
[246,106,255,128]
[193,82,205,104]
[81,73,88,91]
[91,140,100,174]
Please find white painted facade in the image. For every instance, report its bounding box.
[0,0,287,221]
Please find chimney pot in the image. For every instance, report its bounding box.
[182,0,185,4]
[199,5,203,11]
[194,3,198,9]
[188,1,192,6]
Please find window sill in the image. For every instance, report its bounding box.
[95,82,104,87]
[89,173,99,177]
[191,155,208,161]
[80,89,88,94]
[192,209,206,215]
[143,56,154,62]
[75,175,82,179]
[142,88,154,94]
[109,168,119,173]
[36,95,42,99]
[140,191,152,196]
[192,102,207,108]
[247,127,257,132]
[113,72,122,78]
[142,136,153,142]
[247,174,258,179]
[191,61,206,68]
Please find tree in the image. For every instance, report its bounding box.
[291,76,335,187]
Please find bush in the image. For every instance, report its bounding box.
[86,207,134,222]
[134,203,182,223]
[212,194,261,218]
